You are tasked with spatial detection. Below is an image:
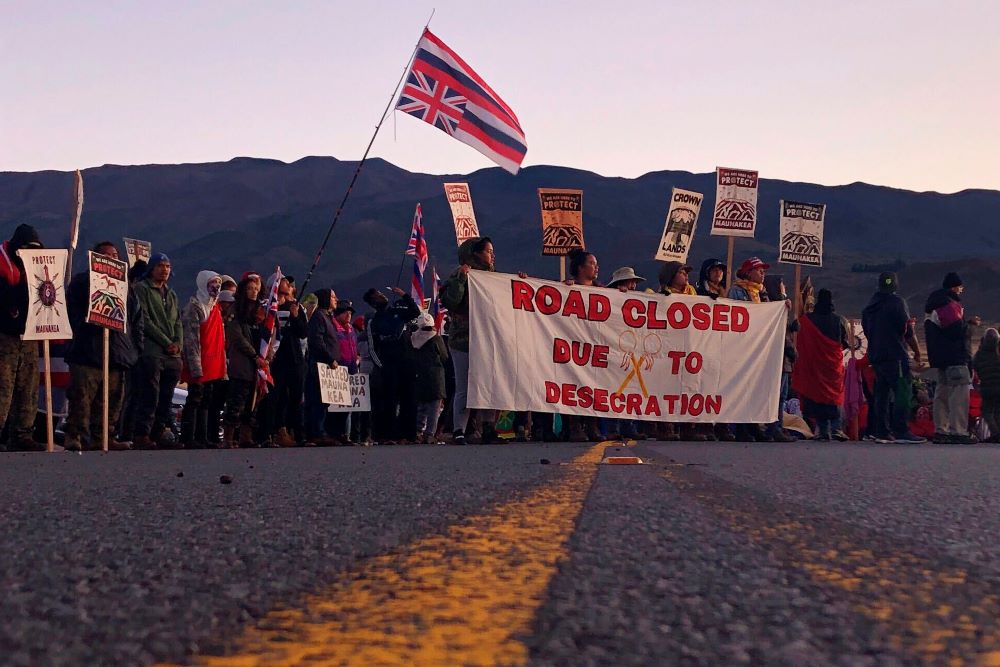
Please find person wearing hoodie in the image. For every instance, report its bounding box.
[861,272,926,444]
[179,270,225,448]
[363,285,420,445]
[440,237,502,445]
[64,241,144,451]
[696,259,728,299]
[304,288,340,445]
[658,261,698,296]
[973,328,1000,442]
[131,253,184,449]
[924,272,980,444]
[406,311,449,444]
[0,224,45,451]
[792,289,851,440]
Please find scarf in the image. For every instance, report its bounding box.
[667,284,698,296]
[733,279,764,303]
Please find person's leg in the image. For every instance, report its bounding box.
[450,349,471,434]
[890,363,913,437]
[180,380,204,444]
[0,333,19,440]
[871,362,894,439]
[65,364,98,447]
[945,366,971,436]
[304,371,326,440]
[132,356,161,438]
[193,380,215,445]
[425,399,444,439]
[87,367,125,446]
[9,340,40,445]
[153,359,181,440]
[108,369,126,440]
[207,380,227,444]
[933,368,951,435]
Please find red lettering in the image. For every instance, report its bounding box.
[667,302,691,329]
[588,294,612,322]
[562,290,587,320]
[646,301,667,329]
[712,303,730,331]
[536,286,562,315]
[545,381,559,403]
[663,394,679,413]
[577,384,593,409]
[553,338,570,364]
[685,352,703,374]
[644,395,661,417]
[610,393,625,414]
[592,345,609,368]
[731,306,749,333]
[687,394,704,416]
[593,388,609,412]
[625,393,642,415]
[705,394,723,414]
[562,383,577,407]
[511,280,535,311]
[691,302,711,330]
[680,393,688,414]
[667,350,685,374]
[622,299,645,328]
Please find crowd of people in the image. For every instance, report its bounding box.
[0,223,992,451]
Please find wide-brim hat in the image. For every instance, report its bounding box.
[607,267,646,287]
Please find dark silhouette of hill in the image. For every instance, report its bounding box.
[2,156,998,317]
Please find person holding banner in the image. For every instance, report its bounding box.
[729,257,770,303]
[328,299,359,445]
[561,249,604,442]
[179,271,225,448]
[658,262,697,296]
[64,241,143,451]
[132,253,184,449]
[0,224,45,451]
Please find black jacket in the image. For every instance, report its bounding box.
[923,288,970,369]
[861,291,913,364]
[366,295,420,367]
[273,305,309,371]
[65,270,144,370]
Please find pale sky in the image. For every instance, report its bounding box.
[3,1,998,193]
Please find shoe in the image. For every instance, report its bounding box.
[950,433,978,445]
[64,436,83,453]
[896,432,927,444]
[862,434,876,442]
[515,426,529,443]
[11,437,46,452]
[831,430,850,442]
[931,432,953,444]
[132,435,157,450]
[452,430,467,446]
[108,438,132,451]
[275,428,297,448]
[772,430,797,443]
[874,435,896,444]
[814,434,831,442]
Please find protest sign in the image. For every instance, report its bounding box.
[85,252,128,333]
[655,188,704,262]
[18,249,72,341]
[778,200,826,267]
[328,373,372,412]
[443,183,481,245]
[710,167,759,238]
[467,272,786,423]
[317,364,351,406]
[538,188,585,256]
[123,238,152,268]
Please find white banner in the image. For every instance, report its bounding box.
[328,373,371,412]
[123,238,152,268]
[443,183,481,245]
[710,167,759,238]
[467,272,786,423]
[317,364,351,406]
[778,200,826,267]
[18,249,73,341]
[655,188,704,262]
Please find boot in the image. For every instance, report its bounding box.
[238,425,257,448]
[481,424,499,444]
[275,427,297,447]
[222,424,237,449]
[192,409,210,448]
[179,407,196,447]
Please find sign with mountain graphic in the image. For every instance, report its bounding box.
[538,188,585,256]
[85,252,129,333]
[778,200,826,267]
[710,167,759,238]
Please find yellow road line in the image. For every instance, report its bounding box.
[179,444,605,667]
[659,465,1000,664]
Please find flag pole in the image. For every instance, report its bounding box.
[300,13,434,296]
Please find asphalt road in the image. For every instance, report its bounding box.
[1,441,998,666]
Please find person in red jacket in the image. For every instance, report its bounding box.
[179,270,226,447]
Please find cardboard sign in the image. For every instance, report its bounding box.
[18,249,73,341]
[443,183,481,245]
[467,272,787,423]
[710,167,759,238]
[317,363,351,406]
[655,188,704,262]
[538,188,585,256]
[778,200,826,267]
[327,373,372,412]
[85,252,128,333]
[123,238,152,268]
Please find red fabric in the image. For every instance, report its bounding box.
[791,314,845,405]
[0,241,20,286]
[183,304,226,383]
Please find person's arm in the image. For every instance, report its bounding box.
[395,294,420,321]
[227,319,258,361]
[170,292,183,348]
[440,272,468,311]
[181,303,203,379]
[290,308,309,339]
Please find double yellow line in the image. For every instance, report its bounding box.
[176,444,605,667]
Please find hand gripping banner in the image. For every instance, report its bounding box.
[467,272,787,423]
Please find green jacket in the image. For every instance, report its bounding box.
[440,237,493,353]
[133,278,183,359]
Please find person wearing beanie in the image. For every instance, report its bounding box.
[0,224,45,450]
[861,272,925,444]
[178,270,225,448]
[924,271,981,443]
[792,289,851,441]
[131,252,184,449]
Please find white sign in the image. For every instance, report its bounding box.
[317,364,351,406]
[710,167,759,238]
[443,183,480,245]
[467,272,786,423]
[778,200,826,267]
[655,188,704,262]
[328,373,371,412]
[18,249,73,341]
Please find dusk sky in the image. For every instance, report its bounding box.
[4,1,998,193]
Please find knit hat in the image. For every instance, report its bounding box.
[877,272,898,293]
[241,271,261,283]
[145,253,170,278]
[9,224,42,251]
[334,299,355,315]
[943,272,963,289]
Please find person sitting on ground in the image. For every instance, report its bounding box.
[924,272,980,444]
[792,289,851,441]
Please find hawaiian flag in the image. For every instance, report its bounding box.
[430,266,446,333]
[395,29,527,175]
[405,205,428,303]
[257,266,282,395]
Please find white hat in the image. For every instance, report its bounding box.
[607,267,645,287]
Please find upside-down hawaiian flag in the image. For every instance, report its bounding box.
[429,266,446,333]
[256,266,282,396]
[406,204,428,303]
[395,29,527,175]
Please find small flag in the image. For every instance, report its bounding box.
[257,266,282,396]
[430,266,446,332]
[395,29,527,175]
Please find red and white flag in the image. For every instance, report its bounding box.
[396,29,527,175]
[405,205,428,303]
